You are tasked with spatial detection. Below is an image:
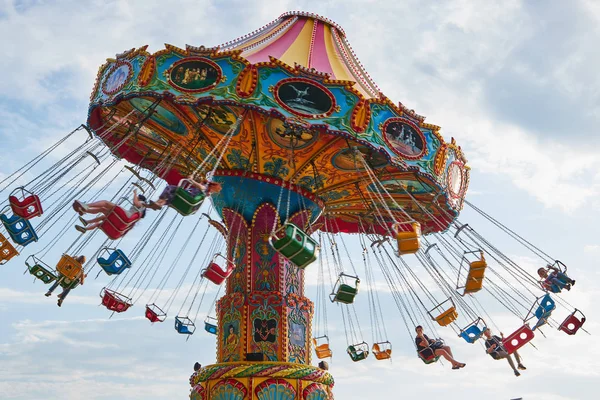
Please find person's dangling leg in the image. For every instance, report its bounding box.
[45,276,64,296]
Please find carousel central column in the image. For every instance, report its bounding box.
[190,172,334,400]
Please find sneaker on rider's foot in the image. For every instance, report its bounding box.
[518,364,526,370]
[75,225,86,233]
[514,370,521,377]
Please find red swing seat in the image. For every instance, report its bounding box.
[202,254,235,285]
[100,287,133,313]
[145,303,167,323]
[99,206,141,240]
[502,325,535,354]
[558,309,586,335]
[9,187,43,219]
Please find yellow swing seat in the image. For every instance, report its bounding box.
[393,221,421,255]
[372,341,392,360]
[458,251,487,295]
[0,232,19,265]
[312,336,332,359]
[429,298,459,327]
[56,254,84,280]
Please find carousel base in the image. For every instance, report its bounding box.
[190,361,334,400]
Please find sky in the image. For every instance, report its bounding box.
[0,0,599,399]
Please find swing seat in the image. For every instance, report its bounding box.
[463,257,487,295]
[434,307,458,327]
[312,338,333,359]
[502,325,534,355]
[528,294,555,331]
[269,223,318,269]
[170,184,205,216]
[25,256,58,284]
[202,254,235,285]
[99,206,140,240]
[347,343,369,362]
[393,222,421,255]
[0,232,19,265]
[9,187,43,219]
[59,276,80,289]
[204,317,218,335]
[145,304,166,323]
[175,316,196,335]
[372,342,392,360]
[418,347,440,364]
[0,212,38,246]
[100,288,132,313]
[459,318,487,344]
[331,283,358,304]
[56,254,84,280]
[558,310,586,335]
[97,249,132,276]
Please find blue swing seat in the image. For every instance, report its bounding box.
[175,316,196,335]
[204,316,218,335]
[459,318,487,344]
[97,249,132,276]
[533,294,555,330]
[525,293,556,331]
[0,212,38,247]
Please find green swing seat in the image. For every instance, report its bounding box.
[269,223,318,269]
[330,273,360,304]
[347,343,369,362]
[25,256,58,284]
[170,186,205,216]
[331,284,358,304]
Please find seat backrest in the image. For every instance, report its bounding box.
[559,314,585,335]
[502,325,534,354]
[435,307,458,326]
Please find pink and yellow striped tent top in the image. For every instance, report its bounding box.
[219,11,381,99]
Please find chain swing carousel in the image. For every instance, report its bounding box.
[0,11,588,400]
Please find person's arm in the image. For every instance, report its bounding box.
[132,190,144,208]
[187,175,207,191]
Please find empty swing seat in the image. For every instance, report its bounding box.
[204,317,218,335]
[459,318,487,344]
[313,337,333,359]
[97,249,132,275]
[372,342,392,360]
[100,288,132,313]
[429,299,458,327]
[175,316,196,335]
[202,254,235,285]
[502,325,535,354]
[8,187,44,219]
[435,308,458,326]
[461,253,487,295]
[393,222,421,255]
[330,273,360,304]
[99,206,141,240]
[9,187,43,219]
[0,232,19,265]
[170,184,205,216]
[347,343,369,362]
[331,283,358,304]
[0,212,38,247]
[558,310,586,335]
[145,303,167,323]
[269,223,318,269]
[25,255,57,284]
[56,254,84,280]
